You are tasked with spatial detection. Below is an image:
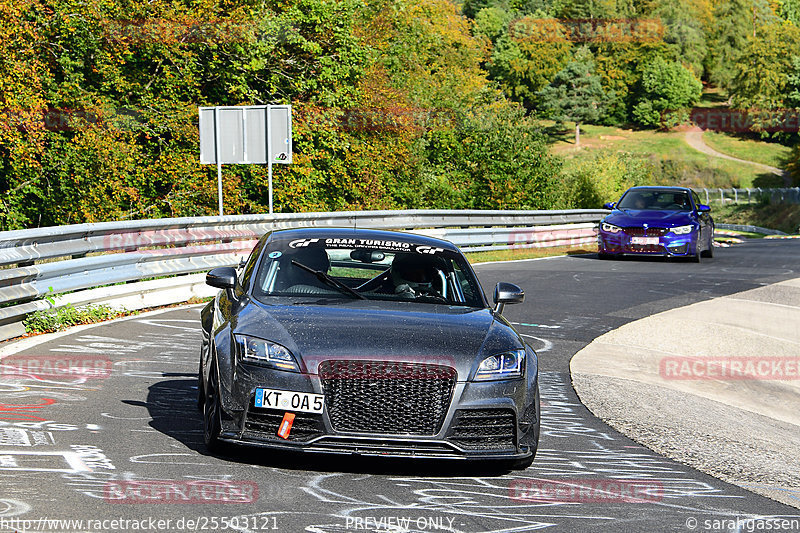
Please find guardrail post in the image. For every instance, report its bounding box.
[747,188,751,203]
[733,189,738,204]
[703,188,709,204]
[719,188,724,204]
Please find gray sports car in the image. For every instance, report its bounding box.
[199,227,540,468]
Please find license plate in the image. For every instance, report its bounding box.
[254,388,324,414]
[630,236,659,245]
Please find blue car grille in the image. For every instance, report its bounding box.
[319,360,456,436]
[623,227,668,237]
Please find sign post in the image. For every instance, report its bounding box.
[199,105,292,215]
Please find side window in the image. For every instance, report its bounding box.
[239,238,266,292]
[451,260,479,305]
[692,191,702,208]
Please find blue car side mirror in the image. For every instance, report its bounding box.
[603,202,616,210]
[697,204,711,213]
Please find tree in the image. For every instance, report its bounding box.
[488,17,573,109]
[631,56,702,127]
[707,0,775,90]
[537,48,608,145]
[649,0,709,77]
[730,22,800,111]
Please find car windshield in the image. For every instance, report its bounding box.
[252,238,485,307]
[617,190,693,211]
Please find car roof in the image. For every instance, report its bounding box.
[264,227,461,252]
[625,186,693,193]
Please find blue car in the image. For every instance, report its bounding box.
[598,186,714,261]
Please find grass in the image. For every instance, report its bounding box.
[711,203,800,234]
[544,122,775,188]
[702,131,792,169]
[23,303,129,335]
[466,245,598,264]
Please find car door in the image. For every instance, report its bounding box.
[691,191,710,246]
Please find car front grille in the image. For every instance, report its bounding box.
[244,405,324,442]
[447,408,517,450]
[623,227,667,237]
[319,360,456,435]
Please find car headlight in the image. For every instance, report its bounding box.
[601,222,621,234]
[234,335,299,372]
[672,225,695,235]
[475,349,525,381]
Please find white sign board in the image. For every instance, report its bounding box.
[199,105,292,164]
[198,105,292,215]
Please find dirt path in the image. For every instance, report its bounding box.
[685,127,789,183]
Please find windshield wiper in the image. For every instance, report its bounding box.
[291,260,367,300]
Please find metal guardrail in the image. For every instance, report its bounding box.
[0,209,607,341]
[693,187,800,205]
[715,223,786,236]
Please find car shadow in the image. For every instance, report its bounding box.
[139,378,516,478]
[568,253,673,263]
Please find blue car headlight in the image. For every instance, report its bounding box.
[671,225,695,235]
[475,349,525,381]
[234,335,299,372]
[601,222,621,234]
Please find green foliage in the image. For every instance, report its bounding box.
[554,152,653,209]
[405,104,563,209]
[24,303,127,334]
[537,47,608,133]
[730,22,800,111]
[631,56,702,127]
[488,21,573,107]
[473,7,514,43]
[707,0,775,88]
[651,0,708,77]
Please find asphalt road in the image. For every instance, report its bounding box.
[1,238,800,533]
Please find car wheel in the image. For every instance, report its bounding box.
[197,359,205,411]
[203,358,225,453]
[690,242,701,263]
[701,238,714,258]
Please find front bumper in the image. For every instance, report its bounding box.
[216,361,538,461]
[598,229,697,256]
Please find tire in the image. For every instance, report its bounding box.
[690,243,701,263]
[701,237,714,258]
[197,359,205,411]
[203,359,226,454]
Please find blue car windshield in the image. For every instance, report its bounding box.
[617,190,692,211]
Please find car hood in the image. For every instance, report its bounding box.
[605,209,695,227]
[232,300,523,380]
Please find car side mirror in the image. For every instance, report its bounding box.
[207,267,238,290]
[603,202,616,210]
[493,282,524,315]
[697,204,711,213]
